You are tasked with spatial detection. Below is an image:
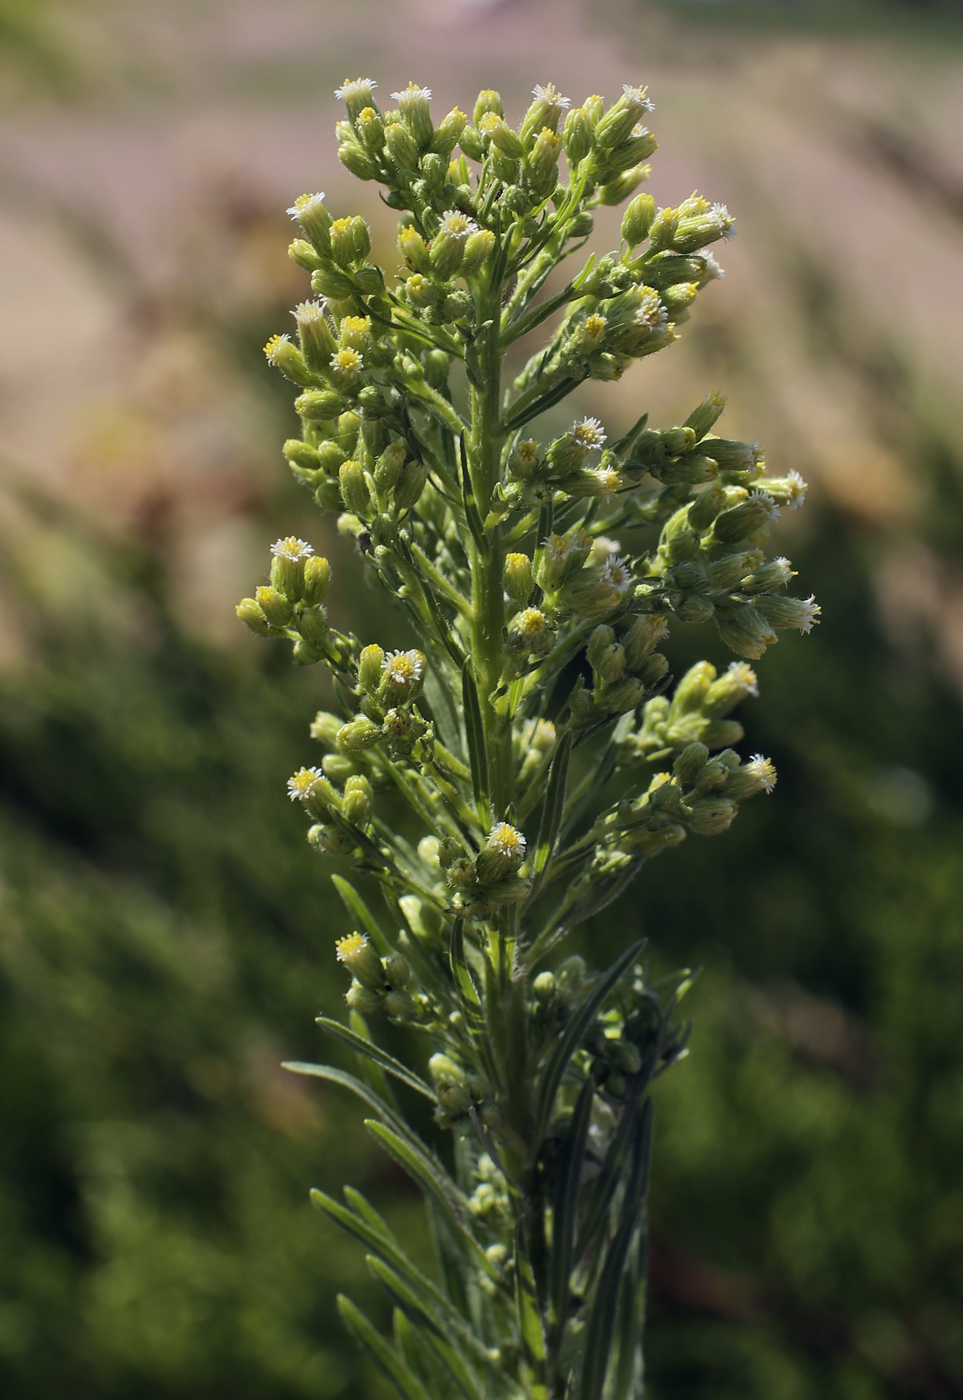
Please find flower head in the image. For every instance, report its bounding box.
[287,766,324,802]
[622,83,655,114]
[601,556,633,594]
[513,608,547,643]
[749,490,780,522]
[382,649,425,686]
[589,536,621,565]
[392,82,432,104]
[286,191,326,223]
[786,469,807,510]
[573,416,607,450]
[335,77,377,102]
[264,333,293,366]
[532,82,571,110]
[330,347,364,375]
[271,536,315,561]
[710,202,736,240]
[727,661,759,697]
[438,209,479,241]
[488,822,527,858]
[293,299,327,325]
[747,754,777,794]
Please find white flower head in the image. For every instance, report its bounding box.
[271,536,314,561]
[335,78,377,102]
[287,766,324,801]
[532,82,571,110]
[786,469,808,510]
[727,660,759,697]
[514,608,547,642]
[710,202,736,240]
[293,299,328,326]
[488,822,527,857]
[747,754,777,794]
[382,649,424,685]
[602,555,633,594]
[701,251,724,281]
[594,466,622,496]
[438,209,478,241]
[797,595,820,634]
[573,416,607,450]
[286,192,326,223]
[622,83,655,114]
[330,347,364,374]
[392,83,431,104]
[750,490,780,522]
[543,533,574,565]
[264,333,293,366]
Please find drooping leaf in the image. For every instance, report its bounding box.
[532,940,645,1145]
[315,1015,435,1100]
[337,1293,434,1400]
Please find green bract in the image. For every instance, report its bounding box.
[240,75,818,1400]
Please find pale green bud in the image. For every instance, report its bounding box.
[601,677,645,713]
[714,604,778,660]
[342,774,373,826]
[302,555,330,607]
[385,120,420,171]
[236,597,271,636]
[712,491,780,543]
[338,141,380,180]
[330,216,370,268]
[622,192,656,247]
[473,88,503,125]
[587,624,616,672]
[424,349,449,389]
[297,608,328,649]
[288,238,323,272]
[623,614,668,669]
[339,460,370,515]
[358,645,385,696]
[255,584,292,628]
[462,228,497,275]
[706,550,762,589]
[479,111,524,158]
[337,717,383,752]
[374,441,406,491]
[525,126,563,198]
[563,106,593,166]
[533,971,556,1004]
[598,161,652,206]
[610,1039,642,1075]
[431,106,468,157]
[672,661,716,715]
[311,265,355,300]
[397,225,430,273]
[688,480,728,530]
[392,81,433,148]
[429,1053,472,1116]
[309,823,356,857]
[725,754,777,799]
[487,876,533,904]
[384,953,412,990]
[293,300,337,372]
[356,105,384,150]
[662,281,700,316]
[673,741,709,786]
[404,273,438,309]
[310,710,342,747]
[623,821,686,856]
[346,981,383,1014]
[594,84,654,150]
[685,391,727,440]
[394,462,428,511]
[457,125,484,161]
[741,557,795,594]
[385,989,418,1020]
[504,553,534,602]
[682,795,736,836]
[296,388,345,420]
[637,652,668,687]
[648,206,679,250]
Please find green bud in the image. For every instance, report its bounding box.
[296,608,329,649]
[487,876,533,904]
[236,597,271,636]
[342,773,373,826]
[346,980,383,1014]
[473,89,503,125]
[420,151,447,191]
[610,1039,642,1075]
[315,478,342,511]
[601,677,645,713]
[394,462,428,511]
[330,215,370,268]
[706,550,762,589]
[429,1053,472,1117]
[404,273,438,309]
[308,823,356,857]
[594,85,653,150]
[672,661,716,716]
[356,105,384,150]
[724,754,777,799]
[397,225,430,273]
[533,971,556,1004]
[563,106,594,166]
[392,81,433,148]
[384,954,412,990]
[431,105,468,157]
[682,795,736,837]
[714,604,779,660]
[374,441,406,491]
[688,480,728,530]
[385,989,418,1020]
[309,710,342,747]
[712,491,780,544]
[385,119,420,171]
[741,557,795,594]
[462,228,497,275]
[288,238,323,272]
[321,753,360,783]
[296,389,345,420]
[339,460,371,515]
[358,645,386,696]
[648,205,679,251]
[255,584,292,628]
[622,193,656,247]
[587,624,616,670]
[525,127,563,198]
[284,438,321,474]
[338,141,380,180]
[504,553,534,602]
[598,162,652,206]
[674,741,709,786]
[301,555,330,607]
[457,125,484,161]
[685,391,727,440]
[424,349,450,389]
[430,210,479,280]
[623,614,668,669]
[337,717,383,752]
[637,652,669,687]
[623,821,686,856]
[754,594,820,633]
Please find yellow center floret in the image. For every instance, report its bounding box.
[488,823,527,857]
[287,766,323,801]
[272,536,314,560]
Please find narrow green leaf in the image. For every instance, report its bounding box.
[331,874,393,957]
[365,1120,501,1285]
[393,1309,433,1390]
[608,410,649,459]
[514,1220,548,1400]
[549,1074,595,1356]
[449,920,487,1041]
[347,1009,397,1108]
[533,940,645,1145]
[461,660,491,827]
[533,733,572,883]
[337,1294,433,1400]
[368,1257,487,1400]
[577,1100,653,1400]
[576,1100,639,1260]
[610,1224,648,1400]
[457,436,486,550]
[343,1186,400,1244]
[315,1015,435,1101]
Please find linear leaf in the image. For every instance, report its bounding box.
[514,1220,548,1400]
[610,1223,648,1400]
[577,1100,653,1400]
[337,1294,433,1400]
[331,875,393,957]
[368,1257,486,1400]
[461,660,490,827]
[365,1120,501,1285]
[343,1186,400,1244]
[576,1100,639,1260]
[315,1016,435,1100]
[533,733,572,884]
[347,1009,397,1108]
[394,1309,433,1390]
[533,940,645,1145]
[449,921,487,1041]
[549,1074,595,1357]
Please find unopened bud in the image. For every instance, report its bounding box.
[431,106,468,158]
[384,953,412,990]
[674,741,709,786]
[754,594,820,634]
[622,192,656,247]
[255,584,292,628]
[623,614,668,669]
[685,391,727,440]
[342,773,373,826]
[462,228,497,275]
[337,717,383,752]
[505,553,534,601]
[598,163,650,205]
[398,225,430,273]
[714,604,778,660]
[374,441,406,492]
[339,460,371,515]
[346,980,383,1014]
[394,462,428,510]
[296,388,345,421]
[563,106,593,166]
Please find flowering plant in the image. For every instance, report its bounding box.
[239,76,817,1400]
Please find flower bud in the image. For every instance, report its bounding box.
[255,584,292,628]
[358,645,385,696]
[308,822,356,857]
[533,971,556,1004]
[301,555,330,607]
[346,981,383,1014]
[330,216,371,269]
[525,127,563,198]
[356,105,384,150]
[385,119,420,171]
[310,711,342,747]
[682,795,736,837]
[598,162,651,206]
[342,773,373,826]
[563,106,594,166]
[393,81,434,149]
[725,754,777,799]
[372,441,405,493]
[457,125,484,161]
[601,677,644,713]
[684,391,727,440]
[701,661,759,718]
[508,607,551,656]
[754,594,820,634]
[394,462,428,510]
[594,83,653,150]
[293,300,337,372]
[462,228,497,275]
[714,604,778,660]
[264,334,314,387]
[623,614,668,669]
[621,192,656,247]
[648,205,679,251]
[404,273,438,309]
[288,239,322,272]
[674,741,709,786]
[338,141,380,181]
[424,349,449,389]
[296,388,345,420]
[429,1053,472,1117]
[431,105,468,157]
[337,717,383,752]
[473,89,503,125]
[397,224,430,274]
[504,553,534,602]
[712,491,780,543]
[236,597,271,636]
[384,953,412,990]
[520,82,571,146]
[339,460,370,515]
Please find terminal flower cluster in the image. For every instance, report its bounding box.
[238,76,819,1400]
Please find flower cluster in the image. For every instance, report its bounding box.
[240,78,819,1400]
